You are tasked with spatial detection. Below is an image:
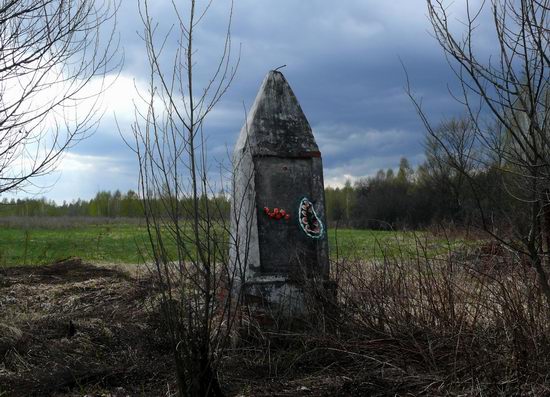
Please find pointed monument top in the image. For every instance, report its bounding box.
[235,70,320,157]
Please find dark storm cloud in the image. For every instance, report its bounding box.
[20,0,494,201]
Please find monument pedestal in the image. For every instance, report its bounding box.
[238,279,338,335]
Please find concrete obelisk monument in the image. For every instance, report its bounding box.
[231,70,329,319]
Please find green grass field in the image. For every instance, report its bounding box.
[0,219,461,266]
[0,223,149,265]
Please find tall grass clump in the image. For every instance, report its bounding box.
[231,229,550,395]
[326,230,550,394]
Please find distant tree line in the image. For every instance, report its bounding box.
[327,120,513,231]
[0,135,512,230]
[0,190,141,217]
[0,117,517,230]
[0,190,230,221]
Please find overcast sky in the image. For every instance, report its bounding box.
[14,0,480,203]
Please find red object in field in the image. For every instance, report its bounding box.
[264,207,269,214]
[280,209,286,216]
[285,214,290,220]
[273,208,279,214]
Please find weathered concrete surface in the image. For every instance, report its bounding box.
[230,70,329,318]
[233,71,320,158]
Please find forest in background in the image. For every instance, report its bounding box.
[0,137,513,231]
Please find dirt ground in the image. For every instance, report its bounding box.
[0,259,384,397]
[0,259,177,396]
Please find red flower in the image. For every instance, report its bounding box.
[285,214,290,220]
[280,209,286,216]
[264,207,269,214]
[274,208,279,214]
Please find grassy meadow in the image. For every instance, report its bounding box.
[0,218,149,265]
[0,216,464,266]
[5,217,547,396]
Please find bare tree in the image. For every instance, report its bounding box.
[408,0,550,302]
[0,0,120,195]
[129,0,243,395]
[421,117,479,222]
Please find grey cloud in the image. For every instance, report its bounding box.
[11,1,497,201]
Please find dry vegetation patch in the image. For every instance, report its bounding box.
[0,258,172,396]
[0,259,382,396]
[3,248,550,396]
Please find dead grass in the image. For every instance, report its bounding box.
[0,258,173,396]
[2,237,550,396]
